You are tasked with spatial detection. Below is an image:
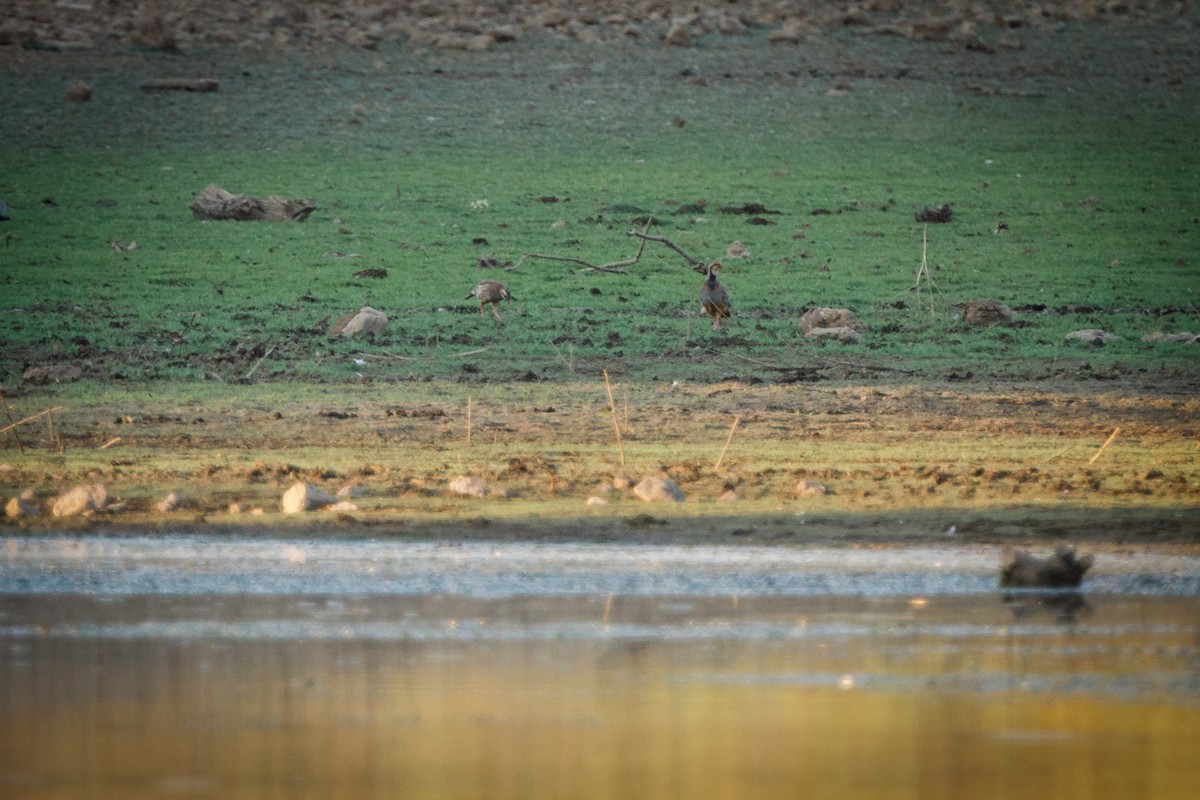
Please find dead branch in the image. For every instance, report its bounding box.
[514,216,653,274]
[625,229,705,269]
[0,406,66,435]
[513,252,631,274]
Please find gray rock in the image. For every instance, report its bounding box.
[953,299,1014,327]
[280,481,337,513]
[799,307,863,333]
[1141,331,1198,343]
[633,476,684,502]
[805,326,861,344]
[448,475,487,498]
[51,484,109,517]
[796,480,828,497]
[1065,329,1120,345]
[329,306,388,337]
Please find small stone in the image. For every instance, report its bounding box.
[796,480,827,497]
[799,307,863,333]
[805,326,861,344]
[665,21,692,46]
[718,490,741,502]
[586,496,608,506]
[228,502,244,514]
[724,240,751,259]
[328,501,359,512]
[448,475,487,498]
[281,481,337,513]
[65,81,93,103]
[1065,329,1120,345]
[954,299,1014,327]
[633,476,685,502]
[337,484,367,497]
[611,475,635,490]
[154,491,190,513]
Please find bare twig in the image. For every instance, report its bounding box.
[466,395,472,445]
[100,437,123,450]
[908,224,945,318]
[625,228,705,268]
[244,345,275,380]
[511,217,652,273]
[0,406,65,435]
[514,216,655,274]
[0,391,23,451]
[513,252,632,274]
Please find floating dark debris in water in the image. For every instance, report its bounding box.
[1001,544,1094,588]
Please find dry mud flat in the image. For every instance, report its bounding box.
[2,382,1198,547]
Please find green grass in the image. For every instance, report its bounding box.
[2,28,1198,386]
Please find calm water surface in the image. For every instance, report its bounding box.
[2,537,1198,799]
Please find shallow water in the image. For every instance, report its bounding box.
[2,537,1198,799]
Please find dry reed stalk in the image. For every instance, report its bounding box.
[714,415,741,471]
[603,592,614,626]
[100,437,122,450]
[603,370,625,466]
[0,391,23,451]
[244,344,275,380]
[1040,445,1072,464]
[1088,426,1120,464]
[466,395,472,445]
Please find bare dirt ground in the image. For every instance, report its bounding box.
[3,380,1198,550]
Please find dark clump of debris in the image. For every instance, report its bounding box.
[1000,544,1094,588]
[915,203,953,223]
[190,184,315,222]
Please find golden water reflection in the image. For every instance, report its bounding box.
[2,594,1198,799]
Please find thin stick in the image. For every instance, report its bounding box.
[0,391,23,452]
[1088,427,1120,465]
[99,437,122,450]
[626,229,704,267]
[622,389,629,434]
[714,415,741,471]
[0,406,65,435]
[47,410,56,449]
[603,370,625,466]
[603,592,614,627]
[1040,445,1072,464]
[466,395,473,445]
[244,345,275,380]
